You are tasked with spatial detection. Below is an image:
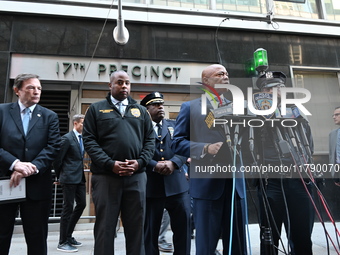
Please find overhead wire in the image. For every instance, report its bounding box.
[239,150,252,255]
[70,0,116,114]
[228,142,237,255]
[284,124,340,254]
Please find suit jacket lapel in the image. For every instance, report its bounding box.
[331,129,338,159]
[71,131,83,156]
[9,103,25,136]
[27,105,42,135]
[202,98,226,140]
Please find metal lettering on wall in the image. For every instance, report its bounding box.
[10,54,207,84]
[57,62,181,79]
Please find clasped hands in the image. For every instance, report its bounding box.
[113,159,139,176]
[154,161,175,175]
[10,162,37,187]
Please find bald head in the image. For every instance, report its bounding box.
[201,64,229,92]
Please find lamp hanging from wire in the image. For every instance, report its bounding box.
[113,0,129,45]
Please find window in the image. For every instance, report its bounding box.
[324,0,340,21]
[273,0,319,19]
[216,0,266,14]
[293,70,340,153]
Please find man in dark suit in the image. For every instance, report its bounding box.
[172,64,246,255]
[54,114,86,252]
[141,92,191,255]
[0,73,61,255]
[329,106,340,186]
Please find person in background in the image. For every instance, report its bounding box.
[158,210,173,252]
[0,73,61,255]
[54,114,86,253]
[329,106,340,186]
[141,92,191,255]
[83,70,155,255]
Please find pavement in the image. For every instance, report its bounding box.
[8,222,340,254]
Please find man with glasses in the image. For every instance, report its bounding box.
[329,106,340,186]
[0,73,61,255]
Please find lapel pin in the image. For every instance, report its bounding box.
[37,114,41,117]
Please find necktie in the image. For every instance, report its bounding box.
[22,108,30,135]
[79,135,84,156]
[337,130,340,163]
[117,102,124,116]
[157,123,162,138]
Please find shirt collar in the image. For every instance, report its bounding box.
[205,92,226,109]
[152,120,163,128]
[110,96,128,106]
[18,101,36,113]
[73,129,82,137]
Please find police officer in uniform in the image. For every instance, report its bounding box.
[141,92,191,255]
[256,71,314,255]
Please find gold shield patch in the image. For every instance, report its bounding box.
[99,109,114,113]
[131,108,141,117]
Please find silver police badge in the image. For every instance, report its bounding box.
[167,126,174,139]
[252,92,274,119]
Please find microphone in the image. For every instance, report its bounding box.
[224,124,232,148]
[237,135,243,150]
[287,127,298,150]
[276,127,290,157]
[298,123,313,161]
[249,126,254,153]
[294,128,304,154]
[286,127,304,166]
[234,125,239,146]
[282,105,308,119]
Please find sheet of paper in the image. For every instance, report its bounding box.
[0,178,26,202]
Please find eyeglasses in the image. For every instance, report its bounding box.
[332,113,340,117]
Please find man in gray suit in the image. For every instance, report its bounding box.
[54,114,86,252]
[329,106,340,186]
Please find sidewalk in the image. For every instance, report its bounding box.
[8,222,339,254]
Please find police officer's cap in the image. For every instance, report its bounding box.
[140,92,164,106]
[256,71,286,89]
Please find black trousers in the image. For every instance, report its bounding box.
[144,192,191,255]
[59,183,86,244]
[0,198,51,255]
[258,178,314,255]
[91,173,147,255]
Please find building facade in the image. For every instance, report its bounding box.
[1,0,340,220]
